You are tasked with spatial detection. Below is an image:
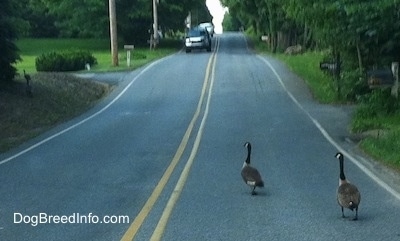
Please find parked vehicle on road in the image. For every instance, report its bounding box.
[185,27,211,53]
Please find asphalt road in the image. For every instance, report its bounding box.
[1,33,400,241]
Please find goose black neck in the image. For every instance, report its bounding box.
[339,156,346,181]
[245,143,251,164]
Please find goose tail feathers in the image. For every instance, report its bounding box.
[349,201,357,211]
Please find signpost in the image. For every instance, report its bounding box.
[391,62,399,98]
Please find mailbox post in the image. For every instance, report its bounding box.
[124,45,134,67]
[392,62,399,98]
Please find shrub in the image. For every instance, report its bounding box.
[340,70,370,101]
[352,89,400,131]
[35,50,97,72]
[357,89,399,117]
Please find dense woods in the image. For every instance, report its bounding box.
[222,0,400,100]
[222,0,400,68]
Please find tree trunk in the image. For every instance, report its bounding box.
[109,0,118,66]
[267,4,277,53]
[356,41,363,75]
[334,49,342,99]
[303,23,308,48]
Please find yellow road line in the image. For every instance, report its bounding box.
[120,38,219,241]
[150,39,220,241]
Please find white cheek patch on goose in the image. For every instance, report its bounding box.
[246,181,256,186]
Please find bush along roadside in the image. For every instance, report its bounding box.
[351,89,400,132]
[350,88,400,169]
[35,50,97,72]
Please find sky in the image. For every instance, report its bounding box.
[206,0,227,34]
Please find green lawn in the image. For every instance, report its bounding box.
[15,38,180,74]
[274,52,338,103]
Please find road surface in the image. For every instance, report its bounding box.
[1,33,400,241]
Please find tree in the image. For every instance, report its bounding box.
[0,0,20,83]
[222,11,242,31]
[41,0,109,38]
[222,0,299,51]
[12,0,59,38]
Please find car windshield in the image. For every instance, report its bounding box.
[188,29,206,37]
[199,23,212,28]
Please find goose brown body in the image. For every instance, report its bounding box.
[241,142,264,195]
[335,152,361,220]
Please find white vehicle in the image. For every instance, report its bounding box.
[185,27,211,53]
[198,22,214,37]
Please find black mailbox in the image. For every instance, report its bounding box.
[367,69,394,87]
[319,60,341,78]
[320,62,338,71]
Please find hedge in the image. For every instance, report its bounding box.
[35,50,97,72]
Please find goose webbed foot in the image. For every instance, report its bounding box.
[251,187,257,195]
[352,210,358,221]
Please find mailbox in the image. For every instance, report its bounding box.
[319,62,337,71]
[124,45,134,50]
[367,69,394,87]
[319,60,340,77]
[124,45,134,67]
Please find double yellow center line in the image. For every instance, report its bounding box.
[121,38,220,241]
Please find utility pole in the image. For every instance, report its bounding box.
[153,0,158,48]
[109,0,118,66]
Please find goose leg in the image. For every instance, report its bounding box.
[341,207,345,218]
[251,187,257,195]
[353,208,358,221]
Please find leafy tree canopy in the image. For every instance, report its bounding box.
[222,0,400,69]
[0,0,20,83]
[11,0,210,45]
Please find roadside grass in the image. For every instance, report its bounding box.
[0,73,112,152]
[274,52,338,103]
[353,113,400,170]
[15,38,180,74]
[91,47,178,72]
[250,38,400,171]
[250,38,338,103]
[360,130,400,171]
[0,38,180,153]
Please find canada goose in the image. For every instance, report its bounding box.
[241,142,264,195]
[335,152,361,220]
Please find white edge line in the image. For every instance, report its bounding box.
[0,56,171,166]
[258,55,400,201]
